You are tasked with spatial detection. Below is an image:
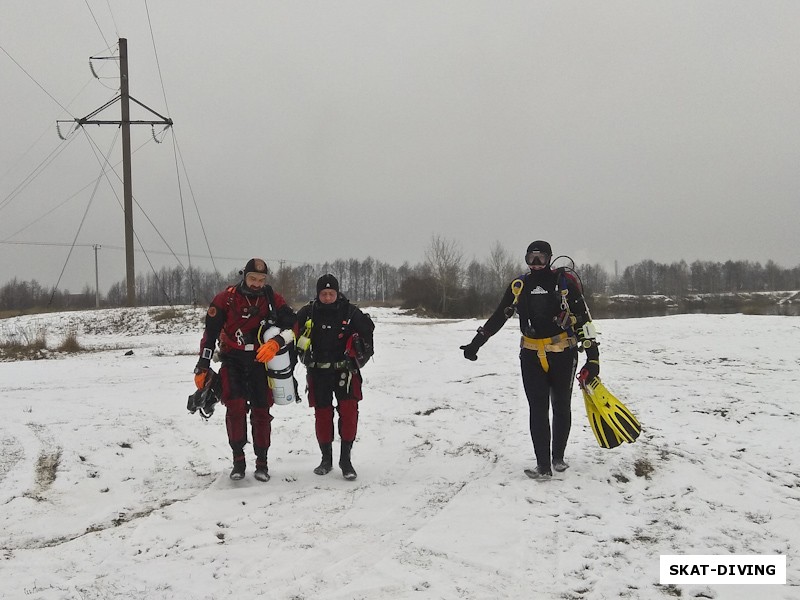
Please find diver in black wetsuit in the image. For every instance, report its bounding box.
[459,241,599,479]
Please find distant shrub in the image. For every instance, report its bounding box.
[150,307,181,322]
[0,325,47,360]
[56,328,84,353]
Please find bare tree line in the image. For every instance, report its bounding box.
[2,236,799,316]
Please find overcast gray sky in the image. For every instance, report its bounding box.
[2,1,799,292]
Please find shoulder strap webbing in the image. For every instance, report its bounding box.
[555,268,577,331]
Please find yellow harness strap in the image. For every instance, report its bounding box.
[503,278,526,318]
[520,332,578,372]
[511,279,524,305]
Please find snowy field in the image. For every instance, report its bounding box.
[0,306,798,600]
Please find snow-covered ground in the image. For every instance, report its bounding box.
[0,306,798,599]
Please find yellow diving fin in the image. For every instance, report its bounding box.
[579,377,642,449]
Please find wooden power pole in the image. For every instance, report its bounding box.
[119,39,135,306]
[60,38,173,306]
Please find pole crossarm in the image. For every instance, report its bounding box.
[75,120,174,126]
[59,95,173,128]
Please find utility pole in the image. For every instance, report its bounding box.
[120,39,135,307]
[94,244,101,308]
[59,38,172,307]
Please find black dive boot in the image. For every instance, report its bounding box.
[524,465,553,480]
[339,440,357,481]
[254,447,270,482]
[230,457,246,480]
[313,443,333,475]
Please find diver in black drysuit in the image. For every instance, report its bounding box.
[460,241,599,478]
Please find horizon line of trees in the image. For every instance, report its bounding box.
[2,237,800,317]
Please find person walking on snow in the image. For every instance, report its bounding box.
[194,258,297,481]
[459,241,600,479]
[295,274,374,480]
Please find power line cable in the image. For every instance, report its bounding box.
[1,240,96,249]
[0,239,307,267]
[1,122,66,190]
[144,0,171,116]
[0,73,107,190]
[3,180,95,243]
[104,0,120,39]
[145,0,195,303]
[0,134,79,213]
[145,1,195,301]
[49,131,118,305]
[1,134,155,240]
[173,133,218,273]
[0,87,117,213]
[170,132,196,301]
[0,44,74,117]
[71,128,175,306]
[79,128,187,272]
[83,0,112,52]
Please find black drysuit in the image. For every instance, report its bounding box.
[295,295,374,444]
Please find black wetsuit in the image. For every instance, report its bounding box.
[481,268,595,471]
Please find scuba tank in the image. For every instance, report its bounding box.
[258,325,298,406]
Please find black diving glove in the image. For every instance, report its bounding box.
[579,359,600,383]
[578,343,600,384]
[460,329,487,361]
[194,357,211,389]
